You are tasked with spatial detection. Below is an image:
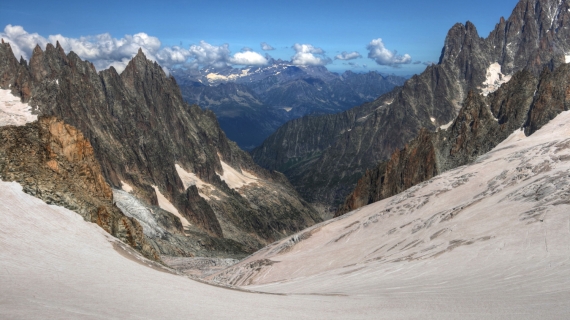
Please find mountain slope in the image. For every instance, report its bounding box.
[340,58,570,215]
[252,0,570,213]
[3,111,570,318]
[209,110,570,319]
[0,42,321,256]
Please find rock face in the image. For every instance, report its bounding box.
[339,63,570,215]
[174,64,406,150]
[252,0,570,213]
[0,42,321,256]
[0,116,159,261]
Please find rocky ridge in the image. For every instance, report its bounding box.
[0,41,321,257]
[339,47,570,215]
[252,0,570,213]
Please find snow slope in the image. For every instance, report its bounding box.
[2,113,570,319]
[211,111,570,318]
[0,89,36,126]
[0,180,383,319]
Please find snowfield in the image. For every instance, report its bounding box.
[211,111,570,318]
[2,112,570,318]
[0,89,37,126]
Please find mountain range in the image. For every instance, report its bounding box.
[172,61,406,150]
[2,0,570,318]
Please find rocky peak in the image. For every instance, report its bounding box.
[0,41,321,256]
[487,0,570,74]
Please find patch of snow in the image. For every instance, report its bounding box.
[206,73,239,82]
[439,119,454,130]
[0,89,37,127]
[218,161,257,189]
[430,117,435,123]
[480,62,512,96]
[565,54,570,63]
[282,107,292,112]
[152,185,190,227]
[175,164,209,190]
[121,180,133,193]
[113,189,165,238]
[175,164,221,200]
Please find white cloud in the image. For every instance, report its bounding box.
[291,43,331,66]
[187,41,231,68]
[335,51,362,60]
[260,42,274,51]
[1,24,185,73]
[1,25,48,61]
[367,38,411,67]
[0,25,268,73]
[230,51,268,66]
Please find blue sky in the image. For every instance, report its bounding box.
[1,0,519,76]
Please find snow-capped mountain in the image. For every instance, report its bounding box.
[171,61,406,150]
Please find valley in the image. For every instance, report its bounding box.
[1,0,570,318]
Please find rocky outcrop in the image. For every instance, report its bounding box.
[0,116,159,260]
[339,63,570,215]
[252,0,570,213]
[0,41,321,256]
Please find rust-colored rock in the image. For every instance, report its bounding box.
[0,116,159,261]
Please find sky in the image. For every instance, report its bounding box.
[0,0,519,76]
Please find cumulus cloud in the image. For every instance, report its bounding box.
[335,51,362,60]
[260,42,274,51]
[367,38,411,67]
[0,24,268,73]
[1,24,187,73]
[291,43,331,66]
[1,25,49,61]
[187,41,231,68]
[229,51,268,65]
